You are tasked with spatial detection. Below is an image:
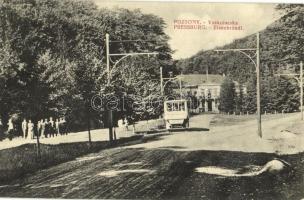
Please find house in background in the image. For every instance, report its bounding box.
[174,74,246,113]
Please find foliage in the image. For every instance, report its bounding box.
[219,77,236,113]
[242,75,300,113]
[0,0,172,136]
[176,5,304,113]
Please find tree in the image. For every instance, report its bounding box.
[219,77,236,113]
[235,83,244,113]
[177,5,304,114]
[0,0,173,141]
[0,43,26,131]
[274,77,299,113]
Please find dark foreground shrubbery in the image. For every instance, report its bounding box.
[0,135,143,184]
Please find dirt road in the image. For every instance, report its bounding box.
[0,113,303,199]
[130,113,304,154]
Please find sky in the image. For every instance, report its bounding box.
[93,1,281,59]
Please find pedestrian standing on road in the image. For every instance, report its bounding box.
[44,118,49,138]
[118,118,123,135]
[28,120,34,139]
[118,119,123,128]
[41,119,46,138]
[60,117,68,135]
[49,117,55,137]
[124,118,129,131]
[22,119,28,139]
[55,118,60,136]
[37,120,42,138]
[7,118,14,139]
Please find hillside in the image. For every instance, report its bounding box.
[176,5,304,84]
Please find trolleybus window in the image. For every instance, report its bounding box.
[167,103,173,111]
[166,101,186,112]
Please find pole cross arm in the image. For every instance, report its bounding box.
[275,73,300,84]
[215,48,256,52]
[274,61,303,120]
[214,48,257,67]
[109,52,159,56]
[162,76,183,93]
[163,77,178,89]
[109,52,159,79]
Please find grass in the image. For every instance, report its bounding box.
[0,135,143,184]
[210,113,294,127]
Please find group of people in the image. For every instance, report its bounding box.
[20,117,68,139]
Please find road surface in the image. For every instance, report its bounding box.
[0,118,162,150]
[0,113,304,199]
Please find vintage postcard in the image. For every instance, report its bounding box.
[0,0,303,199]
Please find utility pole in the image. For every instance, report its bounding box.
[256,33,261,137]
[105,34,158,142]
[160,66,163,96]
[206,65,209,82]
[301,61,303,120]
[106,34,110,85]
[179,76,182,98]
[106,33,113,142]
[214,32,262,137]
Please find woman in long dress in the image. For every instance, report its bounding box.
[22,119,28,139]
[28,120,34,140]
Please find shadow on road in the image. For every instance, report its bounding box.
[1,134,304,200]
[168,128,210,132]
[164,149,302,200]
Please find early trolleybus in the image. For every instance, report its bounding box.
[164,99,190,129]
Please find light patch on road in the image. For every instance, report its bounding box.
[28,183,71,189]
[76,155,104,162]
[98,169,155,177]
[196,166,239,177]
[0,184,20,188]
[49,183,70,188]
[114,162,143,167]
[195,165,264,177]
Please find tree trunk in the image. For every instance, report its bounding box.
[87,108,92,147]
[108,110,113,143]
[36,129,41,160]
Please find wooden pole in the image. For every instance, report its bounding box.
[256,32,262,138]
[106,33,113,142]
[36,127,41,159]
[179,76,182,98]
[301,61,303,120]
[160,67,163,96]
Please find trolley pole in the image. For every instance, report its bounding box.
[256,33,262,137]
[301,61,303,120]
[160,66,163,96]
[179,75,182,98]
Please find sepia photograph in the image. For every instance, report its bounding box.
[0,0,304,199]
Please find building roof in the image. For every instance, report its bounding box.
[177,74,225,86]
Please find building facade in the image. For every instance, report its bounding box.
[175,74,246,113]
